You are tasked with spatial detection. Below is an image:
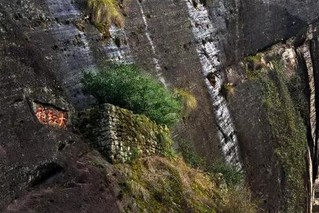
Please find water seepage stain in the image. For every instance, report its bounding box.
[184,0,242,169]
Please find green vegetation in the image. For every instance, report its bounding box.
[176,140,205,168]
[82,64,182,127]
[209,162,244,187]
[116,156,257,213]
[285,69,309,124]
[87,0,124,36]
[244,54,267,79]
[176,139,243,187]
[257,60,307,212]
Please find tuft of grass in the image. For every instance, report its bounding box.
[174,89,198,118]
[221,186,257,213]
[244,54,267,79]
[221,83,235,100]
[209,161,244,187]
[176,140,205,168]
[87,0,124,37]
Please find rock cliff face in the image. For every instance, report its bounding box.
[208,0,319,63]
[1,0,319,212]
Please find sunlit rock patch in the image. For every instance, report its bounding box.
[33,102,68,128]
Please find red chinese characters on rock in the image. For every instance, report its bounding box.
[34,104,68,129]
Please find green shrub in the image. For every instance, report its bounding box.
[82,64,182,127]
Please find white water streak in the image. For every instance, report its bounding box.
[184,0,242,169]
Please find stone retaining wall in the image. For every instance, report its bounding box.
[78,104,171,163]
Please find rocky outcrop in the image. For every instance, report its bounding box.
[0,1,130,211]
[125,0,224,164]
[78,104,171,163]
[184,0,241,169]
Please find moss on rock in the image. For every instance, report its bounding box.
[254,59,307,212]
[78,104,174,163]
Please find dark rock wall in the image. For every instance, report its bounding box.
[125,0,223,164]
[1,0,319,212]
[204,1,319,210]
[207,0,319,64]
[0,1,129,212]
[226,44,311,212]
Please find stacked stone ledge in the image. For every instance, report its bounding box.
[78,103,171,163]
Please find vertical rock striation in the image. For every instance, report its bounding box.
[45,0,96,109]
[184,0,241,169]
[135,0,167,86]
[44,0,133,109]
[105,25,133,63]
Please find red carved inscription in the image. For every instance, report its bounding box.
[34,104,68,128]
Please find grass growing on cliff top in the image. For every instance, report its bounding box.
[260,60,308,212]
[82,64,182,127]
[87,0,124,36]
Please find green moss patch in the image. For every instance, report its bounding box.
[254,59,308,212]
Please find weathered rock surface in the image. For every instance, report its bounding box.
[125,0,223,164]
[225,43,312,212]
[0,1,128,211]
[1,0,319,212]
[206,0,319,64]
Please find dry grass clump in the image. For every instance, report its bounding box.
[221,83,235,100]
[116,156,257,212]
[87,0,124,36]
[221,186,257,213]
[174,89,198,119]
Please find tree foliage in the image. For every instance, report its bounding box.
[83,64,182,127]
